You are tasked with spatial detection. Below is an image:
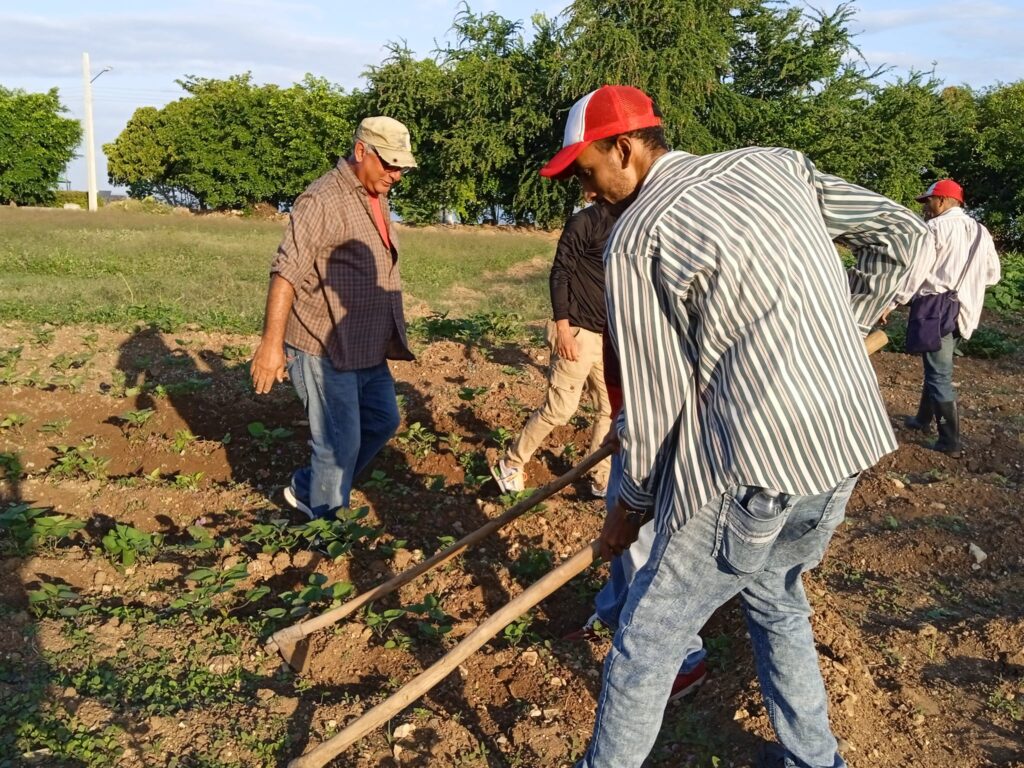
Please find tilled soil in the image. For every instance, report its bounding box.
[1,320,1022,767]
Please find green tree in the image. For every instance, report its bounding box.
[105,74,354,209]
[938,81,1024,247]
[0,87,81,206]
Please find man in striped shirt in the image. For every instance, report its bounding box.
[539,85,928,768]
[883,179,1001,458]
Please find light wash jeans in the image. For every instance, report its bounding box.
[922,332,960,403]
[578,474,858,768]
[593,453,705,676]
[285,345,400,519]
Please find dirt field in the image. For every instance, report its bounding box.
[1,319,1022,767]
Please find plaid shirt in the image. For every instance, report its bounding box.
[270,160,413,371]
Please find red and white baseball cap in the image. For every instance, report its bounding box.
[540,85,662,179]
[916,179,964,203]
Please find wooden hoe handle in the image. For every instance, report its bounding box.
[287,539,601,768]
[267,443,615,657]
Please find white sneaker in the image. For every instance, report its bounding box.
[490,458,525,493]
[282,484,315,520]
[590,481,608,499]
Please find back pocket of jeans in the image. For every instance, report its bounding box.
[718,489,787,575]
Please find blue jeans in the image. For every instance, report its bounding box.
[579,474,858,768]
[286,346,400,518]
[593,454,705,676]
[922,332,960,403]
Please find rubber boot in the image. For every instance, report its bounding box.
[904,391,934,432]
[932,400,961,458]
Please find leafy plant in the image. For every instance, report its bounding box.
[511,547,553,583]
[49,439,110,480]
[960,327,1017,359]
[173,471,205,491]
[364,469,394,491]
[38,417,71,435]
[364,604,407,640]
[0,412,26,431]
[0,451,23,482]
[263,573,353,620]
[247,421,293,450]
[396,421,438,459]
[221,343,252,361]
[119,407,155,430]
[458,385,488,401]
[171,562,256,616]
[171,429,197,454]
[502,612,539,647]
[0,503,84,554]
[101,523,162,567]
[27,581,84,618]
[405,593,453,641]
[488,426,514,448]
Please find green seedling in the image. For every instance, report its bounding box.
[364,469,394,491]
[38,417,71,435]
[488,426,514,448]
[119,408,155,434]
[406,593,453,641]
[221,343,252,361]
[0,503,84,554]
[173,471,204,491]
[397,422,438,459]
[511,547,553,582]
[28,581,84,618]
[0,451,23,482]
[0,413,26,432]
[458,386,488,401]
[172,562,257,616]
[364,603,407,640]
[247,421,293,450]
[50,351,92,372]
[0,346,22,384]
[102,523,162,567]
[33,326,55,346]
[263,573,353,620]
[49,439,110,480]
[502,612,538,647]
[171,429,197,454]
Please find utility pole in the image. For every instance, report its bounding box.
[82,52,98,212]
[81,54,111,212]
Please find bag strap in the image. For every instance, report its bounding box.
[953,222,984,293]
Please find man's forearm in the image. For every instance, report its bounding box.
[262,274,296,344]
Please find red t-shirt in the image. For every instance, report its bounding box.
[369,194,391,250]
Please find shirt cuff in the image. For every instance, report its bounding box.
[617,470,654,513]
[270,264,304,291]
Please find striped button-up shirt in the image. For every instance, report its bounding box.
[608,148,929,532]
[892,206,1001,339]
[271,159,413,371]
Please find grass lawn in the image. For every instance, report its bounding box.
[0,208,557,333]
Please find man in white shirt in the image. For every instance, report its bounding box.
[885,179,1001,457]
[539,84,927,768]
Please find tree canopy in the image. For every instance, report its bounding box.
[93,0,1023,242]
[0,87,81,206]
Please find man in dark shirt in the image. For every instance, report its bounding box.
[491,204,614,497]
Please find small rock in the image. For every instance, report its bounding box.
[520,650,539,667]
[929,502,946,511]
[256,688,275,701]
[393,744,403,759]
[393,723,416,740]
[63,687,78,699]
[891,477,905,490]
[548,676,563,688]
[968,543,988,564]
[734,708,750,721]
[529,707,542,718]
[291,551,315,568]
[542,708,560,720]
[326,719,338,730]
[911,712,925,726]
[496,735,509,746]
[93,571,107,587]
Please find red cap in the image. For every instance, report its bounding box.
[540,85,662,179]
[916,179,964,204]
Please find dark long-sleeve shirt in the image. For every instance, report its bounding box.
[549,204,618,333]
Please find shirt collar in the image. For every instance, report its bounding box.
[934,206,966,220]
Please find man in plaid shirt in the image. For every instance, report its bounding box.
[251,116,417,520]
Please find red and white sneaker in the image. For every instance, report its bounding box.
[562,613,610,642]
[668,658,708,702]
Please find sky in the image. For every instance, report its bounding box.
[1,0,1022,192]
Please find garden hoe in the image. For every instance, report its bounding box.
[266,442,616,674]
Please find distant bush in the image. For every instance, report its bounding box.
[52,191,101,208]
[104,197,173,215]
[985,252,1024,313]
